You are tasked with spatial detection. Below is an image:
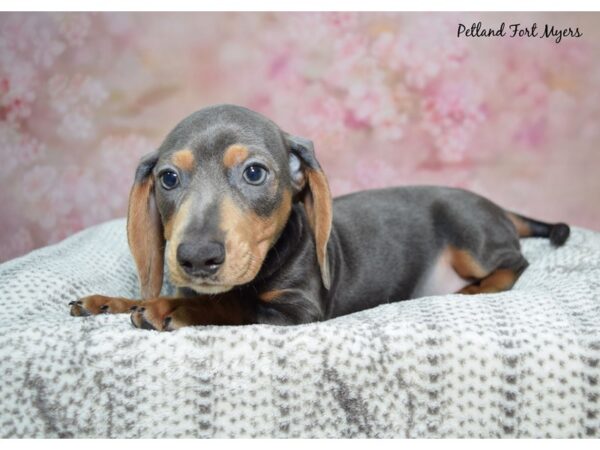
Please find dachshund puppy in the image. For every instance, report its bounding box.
[70,104,570,330]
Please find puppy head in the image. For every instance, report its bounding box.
[127,104,332,298]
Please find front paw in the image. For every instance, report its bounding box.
[69,295,136,316]
[130,306,174,331]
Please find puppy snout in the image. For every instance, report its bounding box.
[176,240,225,276]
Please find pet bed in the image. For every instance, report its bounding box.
[0,218,598,438]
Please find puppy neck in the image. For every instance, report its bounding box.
[249,204,307,284]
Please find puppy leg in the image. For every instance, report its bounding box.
[70,295,144,316]
[459,268,520,295]
[130,294,255,331]
[449,245,527,295]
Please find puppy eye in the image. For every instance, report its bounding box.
[243,164,268,185]
[159,170,179,190]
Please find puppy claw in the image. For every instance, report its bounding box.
[162,316,173,331]
[70,301,90,317]
[130,309,156,330]
[130,311,138,328]
[140,317,156,330]
[130,308,176,331]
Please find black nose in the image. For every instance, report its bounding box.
[176,241,225,276]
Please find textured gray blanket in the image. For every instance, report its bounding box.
[0,219,599,438]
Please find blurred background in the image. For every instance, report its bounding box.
[0,12,599,262]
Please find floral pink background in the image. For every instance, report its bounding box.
[1,12,599,262]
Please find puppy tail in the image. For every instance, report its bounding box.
[506,212,570,247]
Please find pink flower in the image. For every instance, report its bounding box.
[513,117,547,148]
[421,81,485,162]
[58,13,92,47]
[0,125,46,177]
[30,26,65,68]
[57,109,95,140]
[22,165,58,202]
[0,61,37,109]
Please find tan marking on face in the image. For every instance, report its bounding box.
[223,144,249,168]
[163,216,174,240]
[259,289,288,303]
[459,268,519,294]
[506,212,531,238]
[164,197,192,284]
[172,149,195,171]
[218,190,292,286]
[183,283,233,295]
[448,245,488,280]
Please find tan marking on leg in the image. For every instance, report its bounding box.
[128,297,182,330]
[459,268,519,295]
[166,299,249,328]
[449,245,488,280]
[223,144,249,168]
[70,295,144,316]
[130,295,252,330]
[259,289,288,303]
[172,149,195,171]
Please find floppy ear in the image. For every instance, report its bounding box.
[127,151,165,299]
[286,134,333,289]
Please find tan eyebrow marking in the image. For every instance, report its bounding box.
[223,144,249,168]
[171,149,195,171]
